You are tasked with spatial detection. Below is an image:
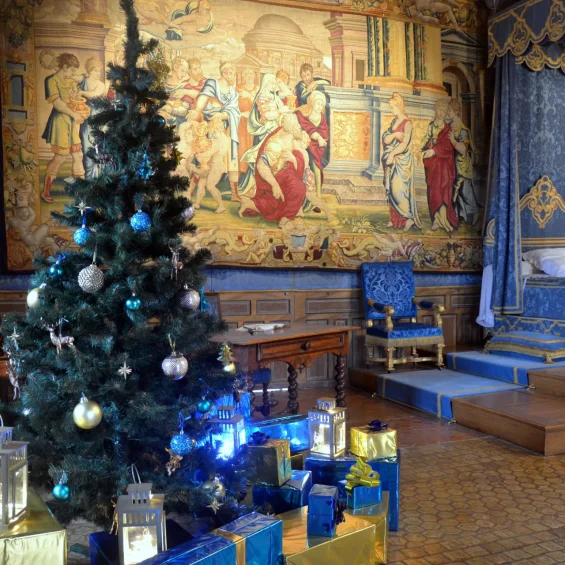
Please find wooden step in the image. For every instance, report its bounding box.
[452,389,565,455]
[528,367,565,397]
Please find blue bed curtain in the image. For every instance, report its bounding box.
[485,53,522,315]
[485,0,565,317]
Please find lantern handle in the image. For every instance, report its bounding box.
[131,463,141,484]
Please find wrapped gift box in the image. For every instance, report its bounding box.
[252,470,312,514]
[338,480,382,509]
[246,415,308,454]
[305,452,400,530]
[90,519,192,564]
[350,423,397,461]
[307,484,339,537]
[246,435,292,486]
[138,532,235,565]
[338,458,382,510]
[276,506,376,565]
[0,488,67,565]
[139,512,282,565]
[346,492,389,565]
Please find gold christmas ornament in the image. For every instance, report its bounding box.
[73,393,103,429]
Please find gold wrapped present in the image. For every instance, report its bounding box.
[246,433,291,486]
[276,506,376,565]
[0,488,66,565]
[350,421,397,460]
[346,491,389,564]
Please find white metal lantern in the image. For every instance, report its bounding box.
[209,406,246,460]
[308,397,347,459]
[0,426,28,528]
[116,482,166,565]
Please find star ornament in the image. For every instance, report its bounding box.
[8,328,20,346]
[117,360,132,379]
[207,499,223,514]
[74,200,90,216]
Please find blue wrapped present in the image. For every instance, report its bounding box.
[139,513,282,565]
[339,458,382,510]
[138,533,236,565]
[252,470,312,514]
[90,520,192,564]
[216,511,283,564]
[338,480,382,509]
[307,484,343,537]
[305,451,400,530]
[246,415,308,454]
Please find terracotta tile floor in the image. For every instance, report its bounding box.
[66,385,565,564]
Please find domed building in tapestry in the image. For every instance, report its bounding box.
[235,13,331,86]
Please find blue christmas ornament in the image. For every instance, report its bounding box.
[153,114,166,127]
[197,399,212,414]
[170,430,194,456]
[73,226,92,246]
[199,288,209,312]
[48,262,64,278]
[52,483,70,501]
[137,153,154,180]
[125,294,142,311]
[130,210,151,232]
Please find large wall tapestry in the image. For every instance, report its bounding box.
[0,0,487,271]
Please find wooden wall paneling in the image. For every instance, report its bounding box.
[0,286,481,386]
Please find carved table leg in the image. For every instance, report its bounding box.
[287,364,299,414]
[335,354,346,408]
[261,383,271,417]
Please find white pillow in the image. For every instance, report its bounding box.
[523,248,565,276]
[521,261,544,275]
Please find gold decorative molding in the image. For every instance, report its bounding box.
[520,175,565,229]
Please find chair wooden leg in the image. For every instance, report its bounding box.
[437,344,444,369]
[386,347,395,372]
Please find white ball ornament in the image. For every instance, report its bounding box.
[78,264,104,293]
[27,286,43,308]
[162,352,189,380]
[73,394,103,429]
[179,285,200,311]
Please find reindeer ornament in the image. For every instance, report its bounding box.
[43,318,76,355]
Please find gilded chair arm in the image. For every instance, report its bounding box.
[412,298,444,328]
[367,299,395,332]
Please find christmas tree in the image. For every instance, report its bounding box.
[0,0,239,528]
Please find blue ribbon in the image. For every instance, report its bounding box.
[248,431,270,446]
[368,420,388,431]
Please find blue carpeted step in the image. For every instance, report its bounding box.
[377,369,525,419]
[447,351,565,385]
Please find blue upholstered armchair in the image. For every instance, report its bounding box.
[361,262,445,371]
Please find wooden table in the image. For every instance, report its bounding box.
[211,324,361,414]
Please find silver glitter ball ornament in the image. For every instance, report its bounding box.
[182,206,195,221]
[179,286,200,311]
[78,264,104,293]
[201,477,226,501]
[161,352,189,380]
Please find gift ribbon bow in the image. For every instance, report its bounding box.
[248,431,270,446]
[324,500,347,533]
[345,458,381,492]
[368,419,388,431]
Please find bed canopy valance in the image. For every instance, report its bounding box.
[488,0,565,71]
